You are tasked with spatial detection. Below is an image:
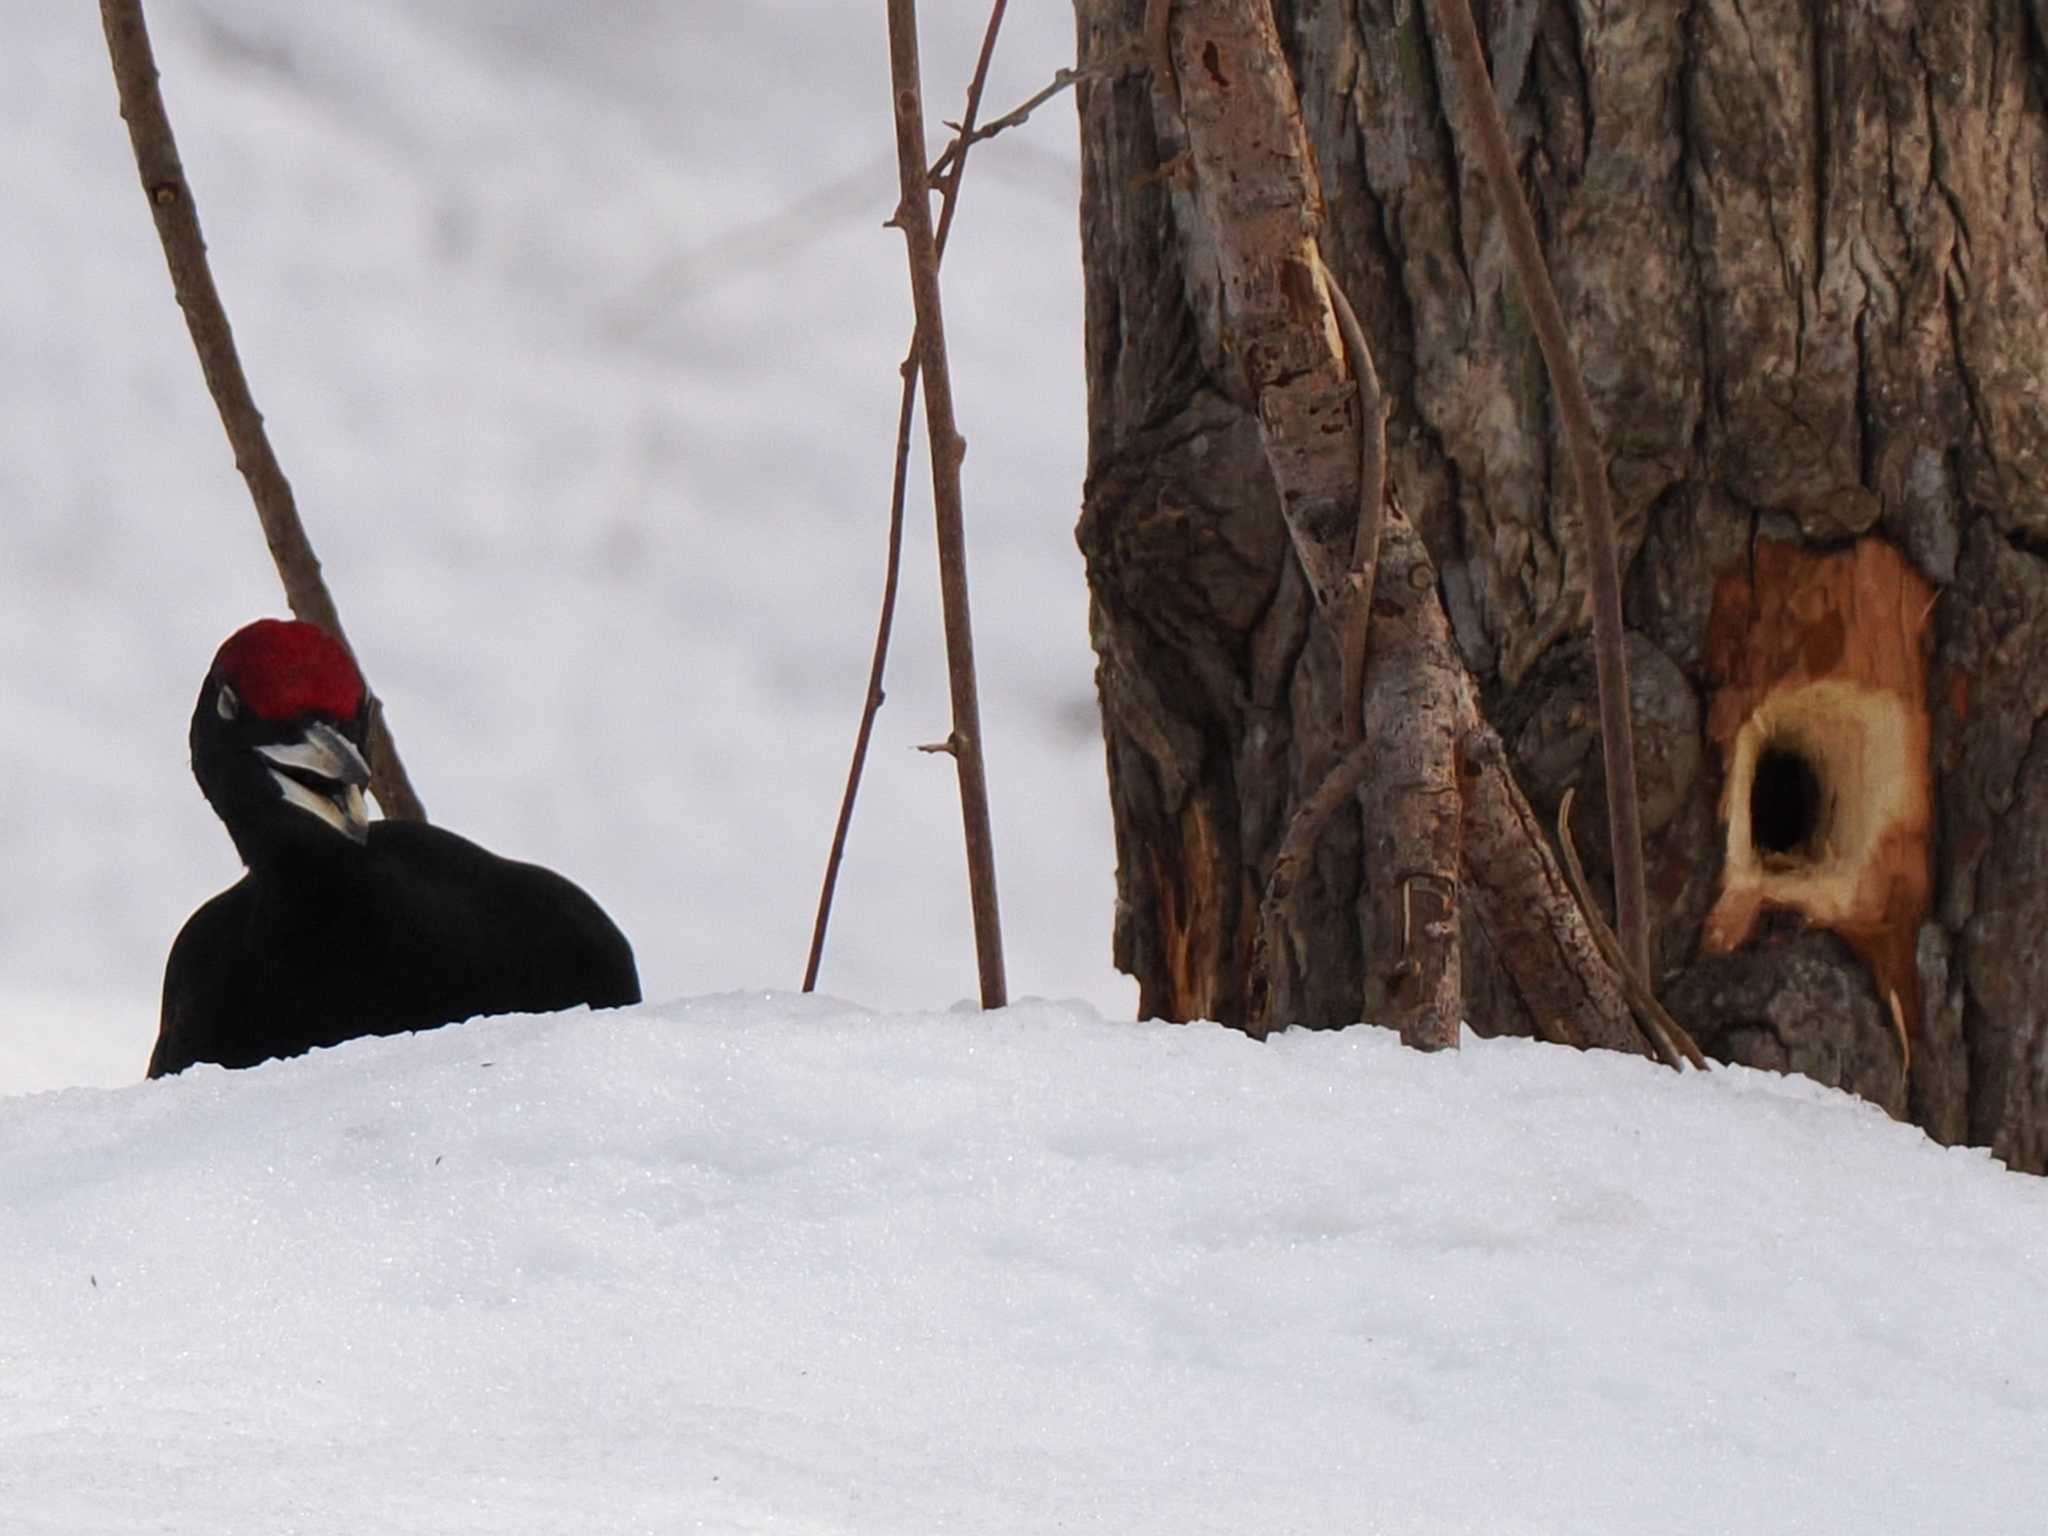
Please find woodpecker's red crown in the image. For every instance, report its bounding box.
[213,619,365,722]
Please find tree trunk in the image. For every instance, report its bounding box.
[1078,0,2048,1168]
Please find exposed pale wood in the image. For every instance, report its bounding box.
[1700,538,1934,1041]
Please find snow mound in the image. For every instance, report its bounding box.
[4,996,2044,1533]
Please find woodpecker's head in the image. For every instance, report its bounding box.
[192,620,373,863]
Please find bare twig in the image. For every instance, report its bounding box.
[879,0,1008,1007]
[99,0,426,823]
[928,65,1089,182]
[1557,788,1707,1071]
[1426,0,1648,983]
[803,363,920,994]
[804,2,1011,996]
[933,0,1008,252]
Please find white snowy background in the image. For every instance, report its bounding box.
[4,0,1113,1090]
[6,5,2048,1533]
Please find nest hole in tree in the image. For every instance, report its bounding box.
[1750,742,1826,861]
[1700,536,1934,1042]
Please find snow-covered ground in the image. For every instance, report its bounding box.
[5,997,2045,1534]
[3,0,1115,1092]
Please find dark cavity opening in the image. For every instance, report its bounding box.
[1751,745,1823,857]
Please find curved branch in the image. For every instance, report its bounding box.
[99,0,426,822]
[1426,0,1647,982]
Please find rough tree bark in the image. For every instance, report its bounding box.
[1078,0,2048,1168]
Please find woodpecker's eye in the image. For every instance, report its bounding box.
[217,685,240,722]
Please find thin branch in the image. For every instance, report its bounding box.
[932,0,1008,257]
[854,0,1008,1007]
[804,3,1011,996]
[99,0,426,823]
[1425,0,1648,983]
[1557,789,1707,1071]
[803,362,921,993]
[927,65,1089,182]
[942,0,1011,195]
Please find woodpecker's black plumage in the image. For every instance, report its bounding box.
[152,620,639,1077]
